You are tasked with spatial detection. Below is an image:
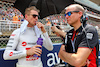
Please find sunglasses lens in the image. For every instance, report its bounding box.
[32,15,37,18]
[64,14,66,17]
[65,12,72,17]
[67,12,71,16]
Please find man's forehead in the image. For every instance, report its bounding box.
[30,10,37,12]
[66,6,76,10]
[65,7,76,13]
[30,10,38,14]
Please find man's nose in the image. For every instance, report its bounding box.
[35,16,38,20]
[65,15,69,19]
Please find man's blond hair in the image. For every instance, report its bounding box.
[66,4,85,14]
[25,6,40,15]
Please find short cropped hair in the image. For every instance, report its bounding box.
[25,6,40,15]
[66,4,85,14]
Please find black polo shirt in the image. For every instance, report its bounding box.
[65,23,99,67]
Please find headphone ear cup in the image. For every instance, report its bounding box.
[80,14,89,23]
[80,15,83,23]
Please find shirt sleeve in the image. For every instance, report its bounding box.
[79,26,98,49]
[3,29,27,60]
[41,32,53,51]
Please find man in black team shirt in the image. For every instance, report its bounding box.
[51,4,99,67]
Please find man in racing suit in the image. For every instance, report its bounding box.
[51,4,99,67]
[3,6,53,67]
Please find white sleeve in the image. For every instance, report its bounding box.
[41,32,53,51]
[3,29,27,60]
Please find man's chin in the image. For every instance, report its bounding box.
[34,23,36,25]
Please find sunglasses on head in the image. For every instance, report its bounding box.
[31,14,40,18]
[65,11,79,16]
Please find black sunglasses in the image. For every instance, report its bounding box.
[65,11,79,16]
[31,14,40,18]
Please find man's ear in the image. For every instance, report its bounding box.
[79,11,84,23]
[25,14,28,20]
[79,11,83,18]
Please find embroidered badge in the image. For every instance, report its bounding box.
[86,33,93,39]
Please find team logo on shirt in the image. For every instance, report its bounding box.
[9,38,14,40]
[11,34,16,36]
[26,48,39,61]
[8,42,13,44]
[86,33,93,39]
[9,52,13,56]
[22,42,36,46]
[22,42,27,46]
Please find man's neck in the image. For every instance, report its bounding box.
[27,24,34,27]
[73,22,82,31]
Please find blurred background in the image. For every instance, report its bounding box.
[0,0,100,48]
